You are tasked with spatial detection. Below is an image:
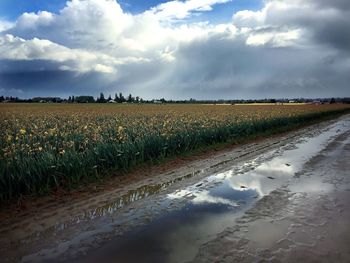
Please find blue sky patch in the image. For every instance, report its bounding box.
[1,0,262,23]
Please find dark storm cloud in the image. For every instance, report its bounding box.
[0,67,116,98]
[297,1,350,52]
[0,59,62,73]
[315,0,350,11]
[311,15,350,52]
[156,34,350,99]
[259,0,350,52]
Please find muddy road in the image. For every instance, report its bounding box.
[1,115,350,263]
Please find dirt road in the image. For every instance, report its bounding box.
[194,117,350,262]
[1,115,350,263]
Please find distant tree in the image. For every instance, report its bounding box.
[98,93,106,103]
[330,97,336,104]
[68,96,72,103]
[119,92,125,103]
[114,93,119,103]
[72,96,75,103]
[0,96,4,102]
[341,98,350,104]
[107,94,112,101]
[127,94,134,103]
[135,96,140,103]
[75,96,95,103]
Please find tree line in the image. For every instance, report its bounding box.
[1,94,349,104]
[0,92,144,104]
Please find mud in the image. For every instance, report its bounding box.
[1,115,350,263]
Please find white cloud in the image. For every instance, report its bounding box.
[3,0,238,72]
[0,19,14,32]
[148,0,232,20]
[16,11,55,30]
[0,34,143,73]
[245,29,301,47]
[233,0,350,50]
[233,9,265,28]
[10,0,133,52]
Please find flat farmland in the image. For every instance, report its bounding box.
[1,103,349,203]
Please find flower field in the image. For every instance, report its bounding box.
[1,103,349,203]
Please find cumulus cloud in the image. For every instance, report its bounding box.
[0,34,149,73]
[9,0,132,51]
[233,0,350,51]
[0,19,14,32]
[6,0,225,61]
[0,0,349,98]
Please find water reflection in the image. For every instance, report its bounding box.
[167,120,346,206]
[76,198,252,263]
[87,171,200,218]
[19,171,203,245]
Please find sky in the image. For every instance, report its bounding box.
[0,0,349,99]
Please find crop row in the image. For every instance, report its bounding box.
[1,104,349,203]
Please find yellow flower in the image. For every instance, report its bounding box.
[19,128,26,135]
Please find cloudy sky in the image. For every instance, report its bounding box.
[0,0,349,99]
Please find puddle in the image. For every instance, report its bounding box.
[69,118,350,263]
[36,172,202,236]
[86,171,199,219]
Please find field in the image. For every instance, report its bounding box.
[1,103,350,203]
